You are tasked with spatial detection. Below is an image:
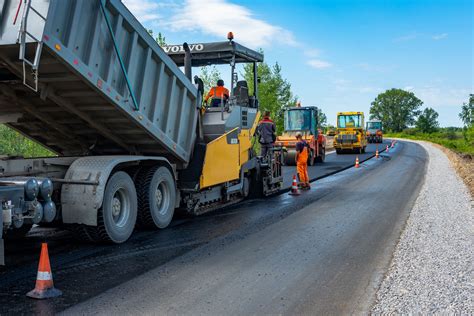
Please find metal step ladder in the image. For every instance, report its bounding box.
[17,0,46,92]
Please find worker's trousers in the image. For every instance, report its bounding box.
[260,144,273,158]
[297,162,309,184]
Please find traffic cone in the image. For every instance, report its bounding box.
[386,144,389,153]
[27,243,62,299]
[375,146,379,158]
[355,156,360,168]
[289,175,300,196]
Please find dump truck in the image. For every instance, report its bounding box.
[275,106,326,165]
[333,111,367,154]
[0,0,283,265]
[365,120,383,143]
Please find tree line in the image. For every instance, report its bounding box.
[370,89,473,133]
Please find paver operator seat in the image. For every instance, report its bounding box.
[164,40,262,143]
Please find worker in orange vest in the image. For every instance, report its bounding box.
[205,79,230,107]
[295,132,310,189]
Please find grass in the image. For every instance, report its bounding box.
[0,124,55,158]
[385,127,474,156]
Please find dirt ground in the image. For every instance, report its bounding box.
[433,144,474,197]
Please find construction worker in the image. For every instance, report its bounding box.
[205,79,230,107]
[295,132,310,189]
[256,110,276,157]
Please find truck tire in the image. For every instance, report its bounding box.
[335,148,342,155]
[136,166,175,229]
[91,171,137,243]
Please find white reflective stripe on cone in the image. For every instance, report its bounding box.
[37,271,52,281]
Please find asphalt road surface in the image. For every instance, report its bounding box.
[0,140,425,314]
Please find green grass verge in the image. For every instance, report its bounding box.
[385,128,474,156]
[0,125,55,158]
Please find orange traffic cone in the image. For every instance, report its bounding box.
[355,155,360,168]
[289,175,300,196]
[375,146,379,158]
[27,243,62,299]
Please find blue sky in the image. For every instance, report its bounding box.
[124,0,473,127]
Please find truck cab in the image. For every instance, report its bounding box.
[366,120,383,143]
[334,111,367,154]
[275,106,326,165]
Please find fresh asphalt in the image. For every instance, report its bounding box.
[0,140,427,314]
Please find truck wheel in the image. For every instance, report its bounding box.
[136,166,175,229]
[362,146,366,153]
[335,148,342,155]
[96,171,137,243]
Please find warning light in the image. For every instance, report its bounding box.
[227,32,234,41]
[54,44,61,51]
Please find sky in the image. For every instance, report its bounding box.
[123,0,473,127]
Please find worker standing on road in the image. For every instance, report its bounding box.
[295,132,310,189]
[256,111,276,158]
[204,79,230,107]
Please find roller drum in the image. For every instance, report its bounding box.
[284,149,297,166]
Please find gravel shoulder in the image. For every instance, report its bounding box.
[372,140,473,314]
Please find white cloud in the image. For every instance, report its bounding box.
[161,0,297,47]
[123,0,164,22]
[432,33,448,40]
[412,86,470,108]
[304,48,321,58]
[307,59,332,69]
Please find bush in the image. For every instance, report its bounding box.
[385,127,474,156]
[0,125,54,158]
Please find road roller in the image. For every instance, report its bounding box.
[275,106,326,165]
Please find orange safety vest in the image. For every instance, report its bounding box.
[205,86,229,102]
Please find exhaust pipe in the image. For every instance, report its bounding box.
[183,42,192,80]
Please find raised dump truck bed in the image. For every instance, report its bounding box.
[0,0,198,165]
[0,0,284,265]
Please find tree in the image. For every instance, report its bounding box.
[416,107,439,133]
[459,94,474,127]
[147,29,166,47]
[243,60,297,133]
[317,110,327,129]
[200,66,222,94]
[369,88,423,132]
[0,125,53,157]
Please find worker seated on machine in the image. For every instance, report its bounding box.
[205,79,230,107]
